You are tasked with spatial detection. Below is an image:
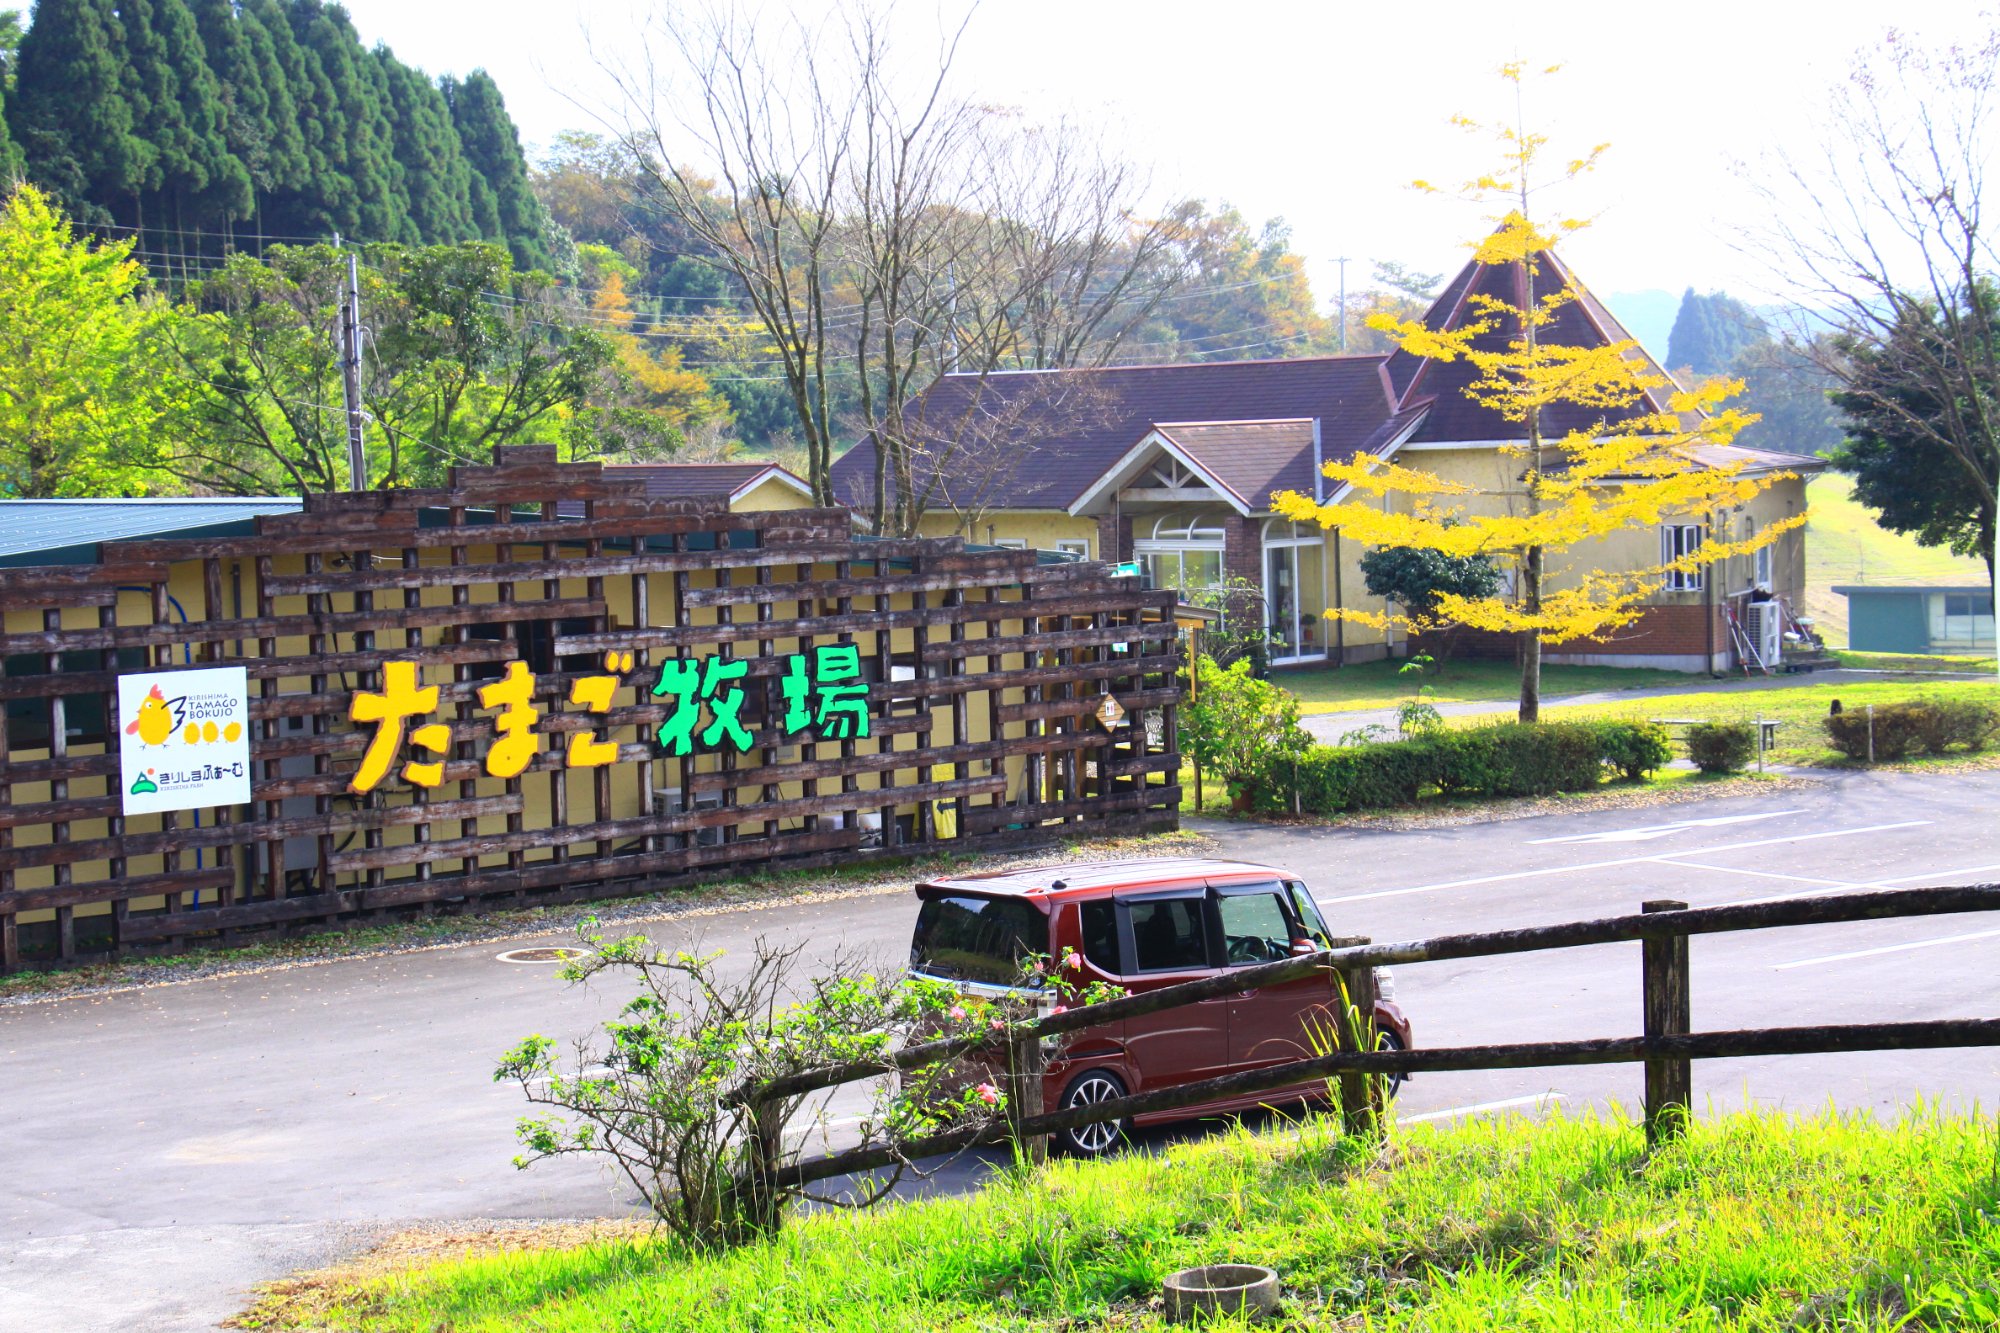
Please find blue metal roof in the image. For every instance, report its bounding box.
[0,498,303,566]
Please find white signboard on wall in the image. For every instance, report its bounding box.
[117,666,253,815]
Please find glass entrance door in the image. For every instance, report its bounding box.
[1264,536,1323,662]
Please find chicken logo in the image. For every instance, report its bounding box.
[125,684,182,747]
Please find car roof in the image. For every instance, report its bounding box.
[917,857,1288,900]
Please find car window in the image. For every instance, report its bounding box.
[1287,881,1333,948]
[1126,897,1208,972]
[1217,892,1295,966]
[910,894,1046,986]
[1079,899,1120,973]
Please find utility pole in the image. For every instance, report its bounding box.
[337,237,367,491]
[1337,256,1349,353]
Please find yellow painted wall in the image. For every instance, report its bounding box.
[731,475,816,511]
[917,510,1099,556]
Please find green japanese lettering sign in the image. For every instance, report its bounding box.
[650,647,873,757]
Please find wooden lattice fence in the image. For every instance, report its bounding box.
[0,447,1181,970]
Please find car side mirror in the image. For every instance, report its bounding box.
[1289,939,1317,957]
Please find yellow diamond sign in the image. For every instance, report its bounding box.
[1095,694,1128,731]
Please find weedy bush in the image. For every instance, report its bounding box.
[497,925,1033,1248]
[1593,719,1674,780]
[1911,696,2000,755]
[1686,721,1757,773]
[1180,654,1311,806]
[1824,703,1927,761]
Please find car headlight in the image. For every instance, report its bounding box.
[1373,966,1396,1001]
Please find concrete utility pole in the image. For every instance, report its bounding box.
[337,239,367,491]
[1336,256,1349,353]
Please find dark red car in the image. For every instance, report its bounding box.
[907,857,1413,1156]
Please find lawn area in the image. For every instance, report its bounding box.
[1832,648,1997,676]
[237,1106,2000,1331]
[1804,473,1990,647]
[1280,656,1687,715]
[1545,677,2000,767]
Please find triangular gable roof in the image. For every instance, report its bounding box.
[602,462,813,505]
[1385,246,1678,444]
[1067,419,1320,517]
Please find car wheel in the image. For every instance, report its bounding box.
[1376,1029,1409,1096]
[1055,1069,1130,1157]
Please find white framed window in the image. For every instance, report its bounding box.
[1054,539,1090,559]
[1753,542,1773,589]
[1661,524,1706,592]
[1134,512,1228,593]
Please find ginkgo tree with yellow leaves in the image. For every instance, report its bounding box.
[1273,64,1805,722]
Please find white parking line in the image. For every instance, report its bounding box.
[1402,1092,1563,1123]
[1774,926,2000,971]
[1653,860,1865,891]
[1529,811,1803,845]
[1318,822,1934,905]
[1711,862,2000,910]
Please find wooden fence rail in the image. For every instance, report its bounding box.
[748,881,2000,1191]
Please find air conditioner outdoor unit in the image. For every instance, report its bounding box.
[1744,602,1784,667]
[652,787,726,847]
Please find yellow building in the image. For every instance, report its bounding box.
[832,251,1824,674]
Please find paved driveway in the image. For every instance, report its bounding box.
[6,767,2000,1331]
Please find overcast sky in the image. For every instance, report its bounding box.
[341,0,1988,318]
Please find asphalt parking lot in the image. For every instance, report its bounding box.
[4,765,1999,1331]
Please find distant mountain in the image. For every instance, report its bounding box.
[1603,290,1680,361]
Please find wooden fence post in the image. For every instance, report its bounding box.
[1642,900,1692,1146]
[1007,1026,1048,1165]
[1332,935,1382,1139]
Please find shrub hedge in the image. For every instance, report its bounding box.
[1824,697,2000,762]
[1685,722,1757,774]
[1270,720,1672,815]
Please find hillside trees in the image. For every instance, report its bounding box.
[1666,288,1765,377]
[1273,64,1801,722]
[0,185,182,497]
[6,0,544,266]
[169,241,612,493]
[595,3,1197,522]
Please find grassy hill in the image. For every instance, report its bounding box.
[1805,473,1990,646]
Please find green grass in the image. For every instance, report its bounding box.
[236,1105,2000,1331]
[1833,649,1998,676]
[1279,657,1688,715]
[1545,678,2000,767]
[1805,474,1991,647]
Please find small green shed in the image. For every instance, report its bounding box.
[1833,584,1995,654]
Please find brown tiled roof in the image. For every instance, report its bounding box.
[1387,248,1677,445]
[828,356,1396,512]
[602,463,810,501]
[1152,419,1318,512]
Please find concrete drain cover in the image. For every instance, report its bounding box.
[496,947,585,964]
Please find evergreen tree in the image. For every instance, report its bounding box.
[289,0,409,242]
[9,0,150,223]
[118,0,250,252]
[0,67,22,186]
[377,48,479,243]
[192,0,308,244]
[245,0,344,238]
[445,69,548,269]
[1666,287,1766,378]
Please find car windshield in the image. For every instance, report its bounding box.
[910,893,1046,986]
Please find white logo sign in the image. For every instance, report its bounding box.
[117,666,253,815]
